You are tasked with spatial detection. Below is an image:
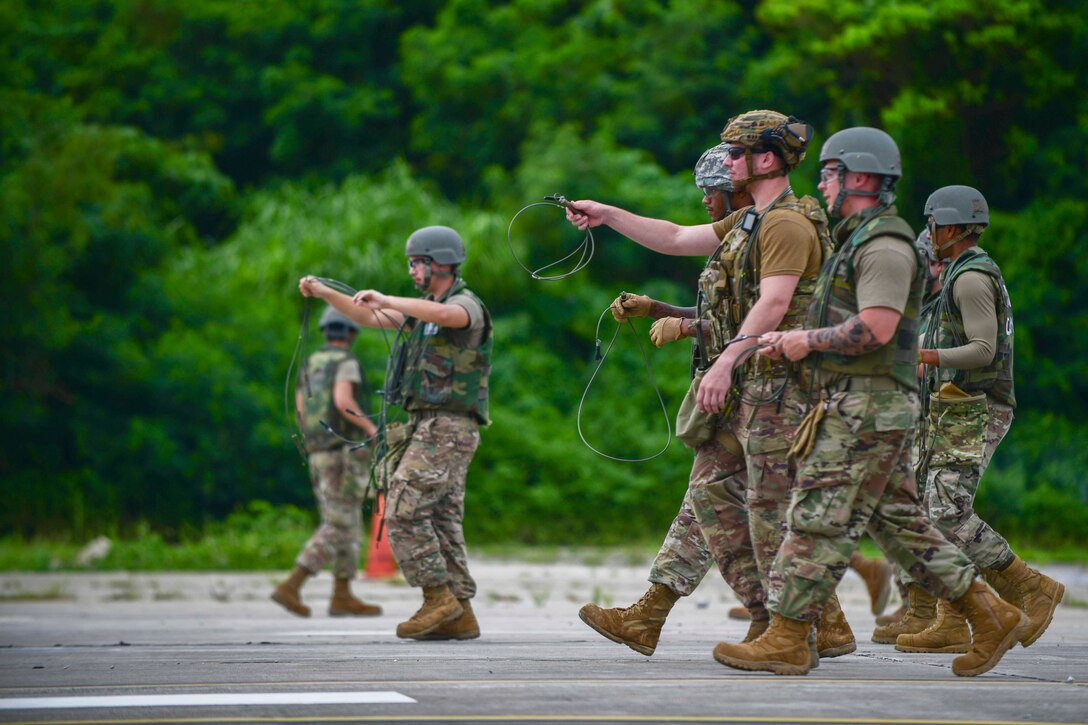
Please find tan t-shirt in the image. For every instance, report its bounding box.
[938,270,998,369]
[335,357,363,384]
[445,292,488,348]
[712,202,822,280]
[854,236,916,313]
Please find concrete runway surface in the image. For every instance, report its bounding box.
[0,558,1085,724]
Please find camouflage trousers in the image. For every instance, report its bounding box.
[766,383,976,622]
[923,396,1014,570]
[649,378,797,614]
[384,413,479,600]
[296,446,371,579]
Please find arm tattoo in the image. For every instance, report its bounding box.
[648,300,696,320]
[805,314,883,355]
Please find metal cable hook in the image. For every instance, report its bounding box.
[506,194,595,280]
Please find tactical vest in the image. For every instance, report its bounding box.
[806,206,922,391]
[403,286,493,425]
[694,194,831,375]
[299,346,357,452]
[925,247,1015,407]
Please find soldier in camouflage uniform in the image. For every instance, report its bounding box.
[300,226,490,641]
[895,186,1064,655]
[714,127,1028,677]
[271,306,382,618]
[576,143,754,655]
[570,111,856,659]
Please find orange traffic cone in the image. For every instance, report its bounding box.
[364,493,398,579]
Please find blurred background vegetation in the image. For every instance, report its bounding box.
[2,0,1086,567]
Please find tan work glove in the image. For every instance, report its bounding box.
[610,293,652,322]
[649,317,686,347]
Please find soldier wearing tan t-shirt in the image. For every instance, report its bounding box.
[568,110,856,662]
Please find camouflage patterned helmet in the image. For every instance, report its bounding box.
[720,110,813,172]
[405,226,466,265]
[319,305,360,333]
[693,144,735,191]
[924,185,989,228]
[915,229,936,263]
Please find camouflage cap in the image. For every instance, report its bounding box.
[915,229,936,263]
[693,144,735,191]
[720,110,812,171]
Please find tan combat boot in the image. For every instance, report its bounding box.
[875,603,906,626]
[713,613,813,676]
[271,564,312,617]
[895,599,971,653]
[871,585,936,643]
[328,577,382,617]
[396,585,463,639]
[742,616,770,643]
[849,552,893,616]
[578,583,680,656]
[947,580,1029,677]
[982,556,1065,647]
[816,593,856,658]
[728,606,752,621]
[421,599,480,640]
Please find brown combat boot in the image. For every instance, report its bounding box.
[728,606,752,621]
[849,552,893,616]
[982,556,1065,647]
[816,593,856,658]
[270,564,312,617]
[742,616,770,643]
[328,577,382,617]
[871,585,936,643]
[947,580,1029,676]
[578,582,680,656]
[895,598,970,653]
[396,585,463,639]
[421,599,480,640]
[713,613,813,676]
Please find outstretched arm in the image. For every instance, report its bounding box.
[565,200,721,256]
[352,290,470,329]
[299,277,405,329]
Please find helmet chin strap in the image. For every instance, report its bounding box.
[734,148,786,188]
[934,224,984,254]
[829,169,894,219]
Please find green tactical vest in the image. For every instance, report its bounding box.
[694,194,832,375]
[403,286,493,425]
[299,345,357,452]
[806,206,923,391]
[925,247,1016,408]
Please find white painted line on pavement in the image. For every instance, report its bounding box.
[0,691,416,710]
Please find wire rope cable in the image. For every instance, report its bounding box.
[506,195,595,280]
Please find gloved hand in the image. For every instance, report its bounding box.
[649,317,686,347]
[610,293,652,322]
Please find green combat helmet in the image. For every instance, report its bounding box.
[319,306,360,340]
[405,225,466,290]
[694,143,737,192]
[719,109,813,186]
[819,127,901,218]
[924,185,989,255]
[405,225,466,265]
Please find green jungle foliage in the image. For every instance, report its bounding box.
[2,0,1086,554]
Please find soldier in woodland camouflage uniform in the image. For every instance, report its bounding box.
[894,186,1064,655]
[300,225,490,641]
[569,111,856,660]
[271,306,382,618]
[714,128,1028,677]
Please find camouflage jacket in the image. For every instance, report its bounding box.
[299,346,359,452]
[403,286,492,425]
